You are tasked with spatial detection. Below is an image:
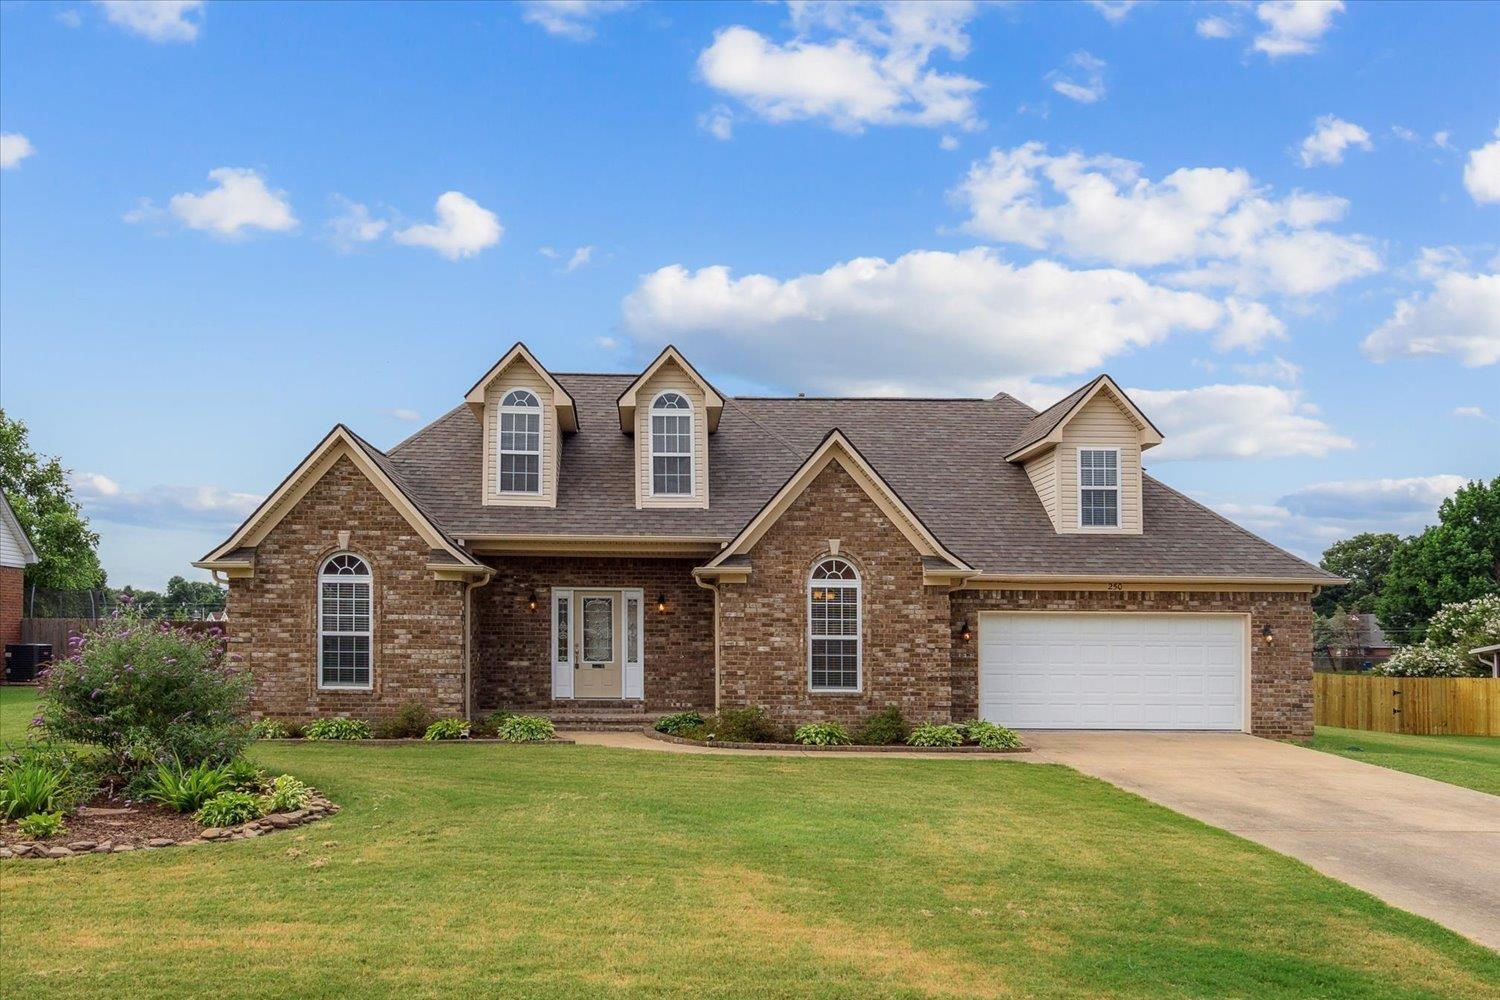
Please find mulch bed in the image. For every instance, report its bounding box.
[645,730,1031,753]
[0,789,339,861]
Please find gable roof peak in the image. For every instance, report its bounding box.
[464,342,579,432]
[616,345,726,433]
[1004,373,1162,463]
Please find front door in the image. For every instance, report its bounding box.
[573,591,623,698]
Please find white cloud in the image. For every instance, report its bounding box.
[98,0,204,43]
[1390,125,1419,144]
[1196,16,1237,39]
[1433,130,1453,150]
[622,247,1230,395]
[382,408,422,422]
[1125,384,1354,460]
[1216,297,1287,351]
[565,246,594,272]
[1088,1,1140,24]
[326,195,387,252]
[595,336,620,350]
[57,8,83,28]
[0,132,34,170]
[1362,255,1500,367]
[1278,475,1469,521]
[392,191,502,260]
[1253,1,1343,58]
[156,167,297,238]
[698,105,735,140]
[1463,126,1500,205]
[951,142,1380,296]
[71,471,262,530]
[1233,355,1302,384]
[1048,51,1107,105]
[521,1,633,41]
[939,134,960,151]
[1452,405,1490,420]
[697,2,984,134]
[1298,114,1371,167]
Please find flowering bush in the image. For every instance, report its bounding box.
[38,610,249,773]
[1376,595,1500,677]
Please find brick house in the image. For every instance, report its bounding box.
[197,344,1339,738]
[1,492,39,649]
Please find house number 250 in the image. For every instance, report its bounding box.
[1106,582,1124,592]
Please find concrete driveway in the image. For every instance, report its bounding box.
[1026,731,1500,951]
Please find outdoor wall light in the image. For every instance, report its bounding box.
[527,591,539,613]
[959,618,972,642]
[656,594,669,614]
[1262,624,1274,646]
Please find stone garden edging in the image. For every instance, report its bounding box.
[0,790,341,861]
[644,730,1031,753]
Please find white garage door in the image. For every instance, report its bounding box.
[979,614,1245,730]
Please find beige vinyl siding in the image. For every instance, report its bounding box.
[0,516,28,567]
[1056,393,1143,534]
[635,361,709,509]
[1023,452,1059,529]
[482,360,557,508]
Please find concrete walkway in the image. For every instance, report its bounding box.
[1025,731,1500,951]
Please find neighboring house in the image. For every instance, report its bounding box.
[196,345,1340,738]
[1320,613,1395,673]
[0,492,40,647]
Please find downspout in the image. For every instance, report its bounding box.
[693,573,721,712]
[461,572,491,722]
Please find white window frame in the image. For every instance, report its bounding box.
[317,552,373,691]
[807,557,862,693]
[648,391,695,498]
[551,588,645,700]
[1077,446,1121,529]
[497,387,542,495]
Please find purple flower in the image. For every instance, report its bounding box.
[29,716,44,729]
[90,688,102,700]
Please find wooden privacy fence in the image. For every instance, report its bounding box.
[1314,673,1500,736]
[18,618,225,662]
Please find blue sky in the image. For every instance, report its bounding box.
[1,0,1496,588]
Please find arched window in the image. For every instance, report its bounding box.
[498,389,541,494]
[808,557,860,691]
[650,392,694,496]
[318,553,372,689]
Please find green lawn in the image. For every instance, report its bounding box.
[1311,725,1500,796]
[0,684,39,744]
[2,713,1497,998]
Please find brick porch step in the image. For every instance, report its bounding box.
[544,711,666,732]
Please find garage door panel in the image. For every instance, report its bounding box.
[979,614,1244,731]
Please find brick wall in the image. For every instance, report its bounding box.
[0,566,22,647]
[226,455,467,721]
[471,555,714,713]
[716,462,953,729]
[948,588,1314,739]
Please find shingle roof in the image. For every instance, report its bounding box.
[385,373,1338,582]
[1006,376,1102,456]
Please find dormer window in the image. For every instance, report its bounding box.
[1079,448,1119,528]
[650,392,694,496]
[498,389,541,494]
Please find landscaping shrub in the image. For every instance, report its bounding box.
[0,761,71,819]
[377,701,434,739]
[653,711,705,736]
[962,720,1023,750]
[854,707,908,746]
[140,760,231,813]
[221,758,266,791]
[39,609,249,772]
[423,719,470,741]
[907,723,963,747]
[793,723,851,746]
[17,811,66,840]
[1376,644,1469,677]
[496,715,555,743]
[304,718,372,741]
[194,790,265,828]
[261,774,312,813]
[249,719,288,741]
[469,710,514,738]
[686,707,779,743]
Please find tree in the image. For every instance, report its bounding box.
[0,410,105,591]
[165,575,227,612]
[1376,477,1500,642]
[1312,532,1401,616]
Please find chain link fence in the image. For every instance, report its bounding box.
[23,587,227,621]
